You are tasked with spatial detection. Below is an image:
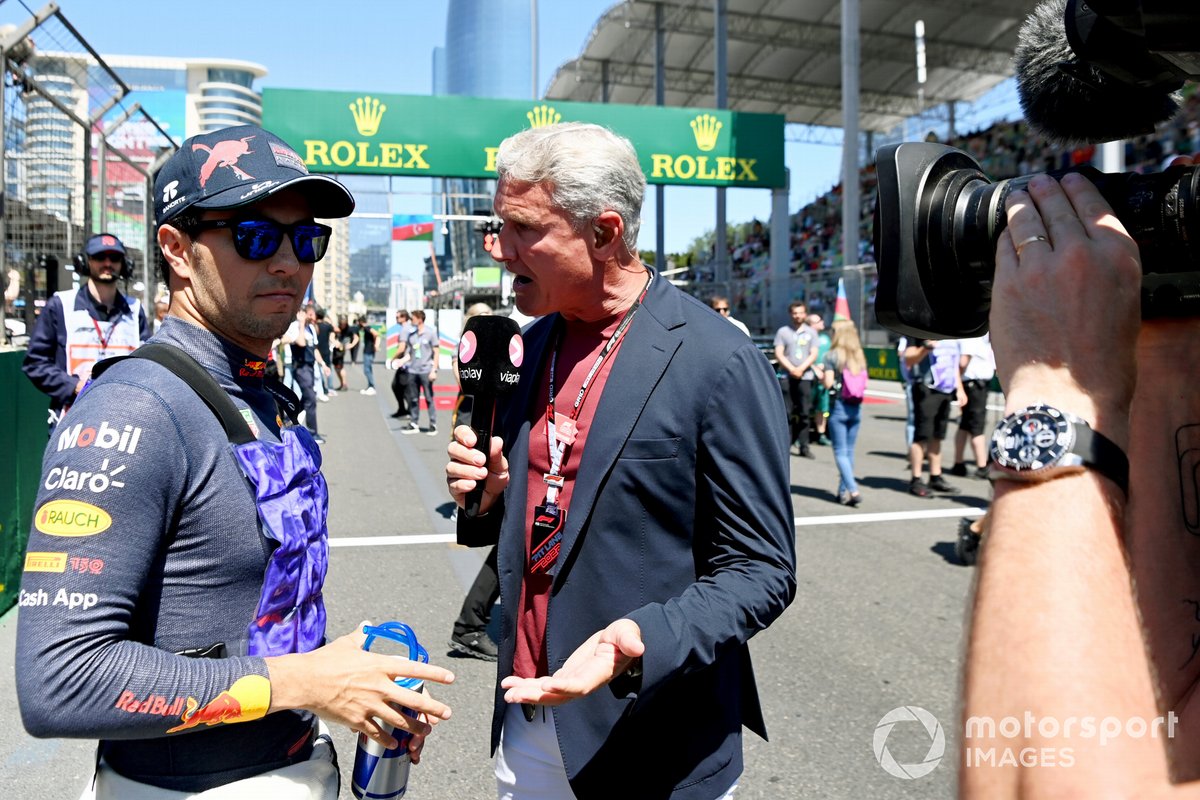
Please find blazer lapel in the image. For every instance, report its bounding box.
[548,276,684,583]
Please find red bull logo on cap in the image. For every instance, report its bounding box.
[166,675,270,734]
[193,136,256,188]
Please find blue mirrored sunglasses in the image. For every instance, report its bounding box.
[188,218,333,263]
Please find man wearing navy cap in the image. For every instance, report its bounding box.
[16,125,455,798]
[22,231,151,428]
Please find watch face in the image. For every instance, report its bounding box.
[990,405,1075,473]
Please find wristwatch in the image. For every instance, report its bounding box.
[988,403,1128,496]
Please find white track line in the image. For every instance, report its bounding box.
[331,534,456,547]
[795,507,986,527]
[327,506,987,547]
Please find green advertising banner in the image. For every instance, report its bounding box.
[262,89,785,189]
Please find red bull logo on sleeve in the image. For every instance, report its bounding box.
[115,691,188,717]
[166,675,271,734]
[35,499,112,537]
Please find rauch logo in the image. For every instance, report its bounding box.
[35,499,112,537]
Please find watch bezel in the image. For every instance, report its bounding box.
[989,403,1078,476]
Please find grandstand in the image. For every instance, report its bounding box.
[687,83,1200,339]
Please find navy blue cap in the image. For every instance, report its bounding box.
[154,124,354,227]
[84,233,126,257]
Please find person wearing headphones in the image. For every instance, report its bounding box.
[22,233,151,429]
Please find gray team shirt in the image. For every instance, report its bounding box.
[406,325,438,375]
[772,323,818,380]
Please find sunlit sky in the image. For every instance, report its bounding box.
[0,0,1018,258]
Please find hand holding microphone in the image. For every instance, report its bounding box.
[450,315,522,517]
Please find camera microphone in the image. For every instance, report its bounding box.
[1014,0,1184,145]
[457,314,522,518]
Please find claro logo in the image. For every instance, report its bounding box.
[35,499,112,537]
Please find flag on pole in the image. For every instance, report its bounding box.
[392,214,435,241]
[833,278,852,322]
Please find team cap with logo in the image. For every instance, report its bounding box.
[154,124,354,227]
[84,232,126,258]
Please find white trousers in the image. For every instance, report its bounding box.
[495,703,738,800]
[81,722,338,800]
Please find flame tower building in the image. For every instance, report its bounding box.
[433,0,535,303]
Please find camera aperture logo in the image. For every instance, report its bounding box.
[874,706,946,779]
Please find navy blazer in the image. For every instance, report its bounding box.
[459,272,797,800]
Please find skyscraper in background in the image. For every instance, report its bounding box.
[433,0,534,305]
[443,0,533,99]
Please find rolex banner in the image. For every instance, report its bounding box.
[262,89,785,188]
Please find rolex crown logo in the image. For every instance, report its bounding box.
[526,105,562,129]
[690,113,722,152]
[349,96,387,137]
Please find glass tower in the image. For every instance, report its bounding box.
[438,0,535,290]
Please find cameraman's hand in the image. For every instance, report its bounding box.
[991,172,1140,445]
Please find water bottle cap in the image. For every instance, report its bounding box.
[361,621,428,690]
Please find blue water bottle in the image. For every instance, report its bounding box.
[351,622,428,799]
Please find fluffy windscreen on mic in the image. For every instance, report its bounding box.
[1014,0,1181,145]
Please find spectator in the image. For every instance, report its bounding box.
[282,304,328,444]
[708,293,750,336]
[359,315,379,396]
[333,313,355,391]
[949,334,996,479]
[904,338,964,497]
[389,309,414,418]
[773,300,819,458]
[809,313,832,446]
[822,319,869,506]
[401,309,438,435]
[314,308,336,397]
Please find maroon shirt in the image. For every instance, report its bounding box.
[514,314,624,678]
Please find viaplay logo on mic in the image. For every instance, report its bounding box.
[458,316,522,393]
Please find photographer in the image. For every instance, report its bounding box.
[961,158,1200,794]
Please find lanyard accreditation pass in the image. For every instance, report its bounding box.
[529,270,653,574]
[92,316,121,358]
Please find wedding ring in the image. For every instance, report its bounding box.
[1014,234,1049,256]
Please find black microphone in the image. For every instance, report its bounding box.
[1013,0,1183,145]
[457,315,522,518]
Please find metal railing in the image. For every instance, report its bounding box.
[0,2,176,337]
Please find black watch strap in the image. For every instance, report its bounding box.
[1074,423,1129,496]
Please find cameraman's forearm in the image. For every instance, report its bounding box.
[961,476,1169,796]
[1125,318,1200,778]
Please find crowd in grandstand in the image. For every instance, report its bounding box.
[700,85,1200,332]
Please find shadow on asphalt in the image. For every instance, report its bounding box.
[858,474,990,507]
[930,540,968,566]
[790,482,834,502]
[436,501,457,519]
